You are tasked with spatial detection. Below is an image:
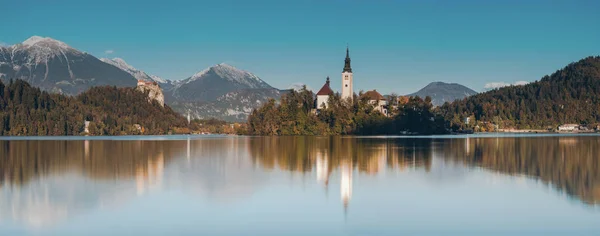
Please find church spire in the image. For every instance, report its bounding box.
[343,46,352,73]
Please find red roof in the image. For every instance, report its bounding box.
[316,79,334,96]
[361,90,385,100]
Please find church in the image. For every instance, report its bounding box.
[315,47,388,116]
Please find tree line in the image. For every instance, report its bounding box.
[0,79,188,135]
[439,56,600,130]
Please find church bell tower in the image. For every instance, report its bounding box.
[341,46,353,101]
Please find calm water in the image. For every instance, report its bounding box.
[1,135,599,235]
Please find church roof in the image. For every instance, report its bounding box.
[316,77,334,96]
[361,90,385,101]
[343,46,352,73]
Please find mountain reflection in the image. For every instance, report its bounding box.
[0,135,599,229]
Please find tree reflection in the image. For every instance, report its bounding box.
[1,135,598,229]
[248,137,433,176]
[0,140,187,188]
[439,136,600,205]
[247,136,600,206]
[247,136,434,213]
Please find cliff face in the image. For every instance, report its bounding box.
[136,81,165,107]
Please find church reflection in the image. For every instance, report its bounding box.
[247,137,434,213]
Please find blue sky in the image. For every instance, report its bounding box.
[1,0,599,94]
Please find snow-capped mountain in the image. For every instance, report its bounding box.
[100,58,170,85]
[0,36,284,121]
[167,63,282,121]
[171,63,274,101]
[0,36,137,95]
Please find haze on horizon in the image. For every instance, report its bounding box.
[1,0,599,95]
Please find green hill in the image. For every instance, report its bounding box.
[0,79,188,135]
[440,56,600,130]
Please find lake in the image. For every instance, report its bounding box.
[1,134,599,235]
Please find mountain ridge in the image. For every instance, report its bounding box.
[408,82,477,106]
[171,63,274,102]
[0,36,137,95]
[100,57,172,91]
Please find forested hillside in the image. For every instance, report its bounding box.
[440,56,600,130]
[0,79,188,135]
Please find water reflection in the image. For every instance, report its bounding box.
[247,137,434,213]
[0,140,186,227]
[440,136,600,205]
[0,135,599,232]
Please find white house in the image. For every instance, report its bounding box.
[558,124,579,131]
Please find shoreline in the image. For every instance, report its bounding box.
[2,132,600,140]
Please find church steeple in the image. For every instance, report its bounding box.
[341,46,353,101]
[343,46,352,73]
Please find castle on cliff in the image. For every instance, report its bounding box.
[136,80,165,107]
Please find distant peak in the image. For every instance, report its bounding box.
[22,36,69,48]
[101,57,132,69]
[112,57,127,63]
[110,58,132,68]
[211,63,246,73]
[428,81,449,86]
[22,36,45,45]
[214,63,236,69]
[183,62,270,89]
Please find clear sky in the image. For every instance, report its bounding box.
[1,0,599,94]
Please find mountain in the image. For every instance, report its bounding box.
[170,88,282,122]
[440,56,600,130]
[171,63,274,101]
[0,36,137,95]
[408,82,477,106]
[167,63,281,121]
[0,36,287,122]
[100,58,171,87]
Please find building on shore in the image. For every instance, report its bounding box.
[315,77,334,110]
[361,90,388,116]
[558,124,580,131]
